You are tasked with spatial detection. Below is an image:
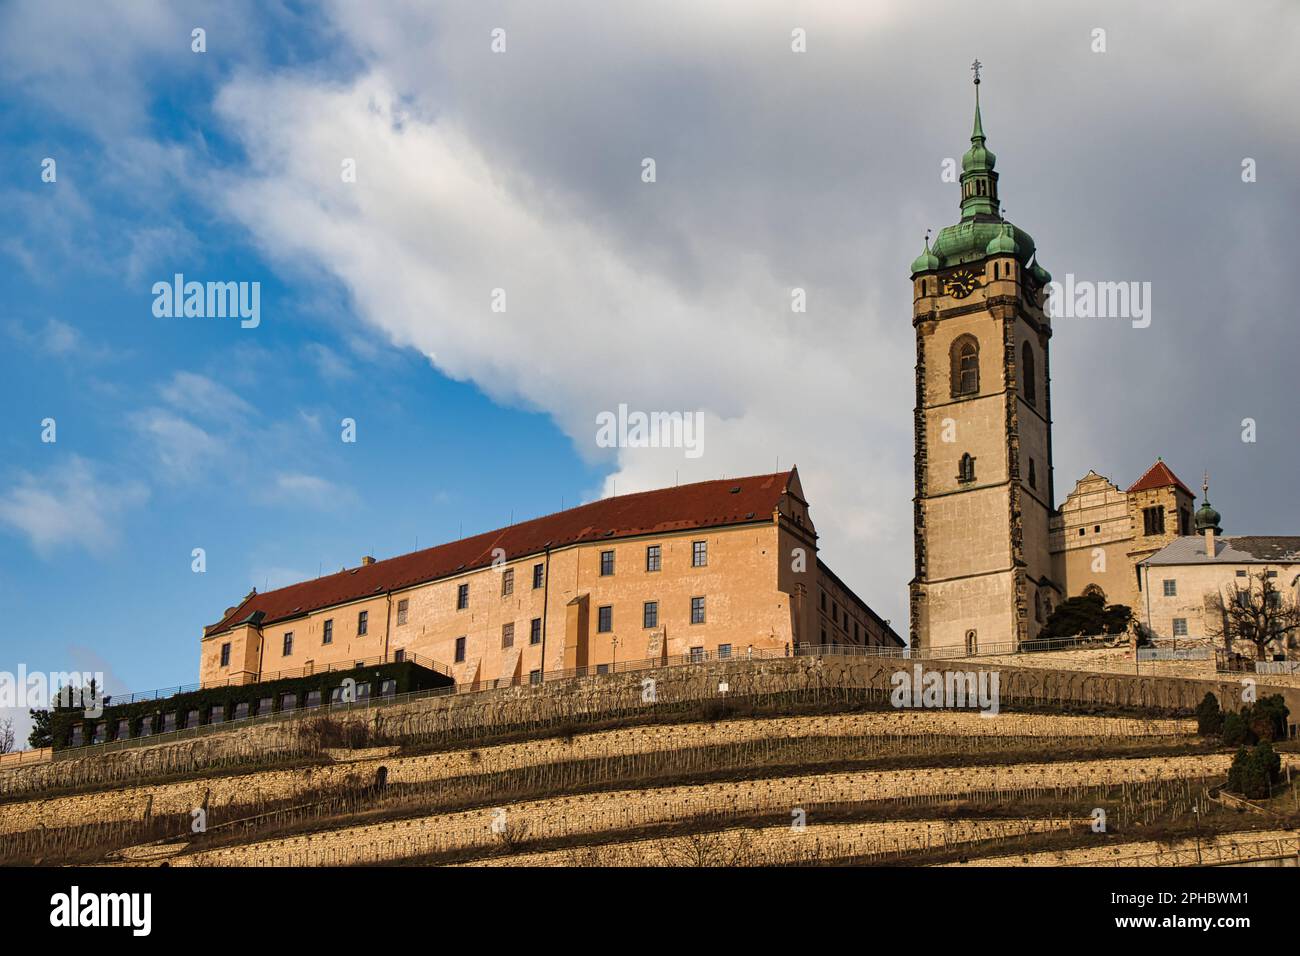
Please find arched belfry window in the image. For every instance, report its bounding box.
[965,630,978,655]
[1022,340,1037,407]
[950,335,979,398]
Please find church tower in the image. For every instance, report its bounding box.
[909,64,1062,654]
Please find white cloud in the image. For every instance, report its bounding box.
[305,342,355,383]
[260,472,355,511]
[0,457,148,557]
[211,64,915,617]
[129,408,224,483]
[159,371,254,422]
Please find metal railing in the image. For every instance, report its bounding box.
[793,634,1123,661]
[0,748,51,769]
[41,634,1168,760]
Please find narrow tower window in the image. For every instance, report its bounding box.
[957,453,977,484]
[951,336,980,397]
[1021,340,1036,406]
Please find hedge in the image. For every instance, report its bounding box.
[51,660,452,750]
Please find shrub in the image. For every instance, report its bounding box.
[1221,712,1248,746]
[1248,695,1289,743]
[1195,693,1223,737]
[1227,742,1282,800]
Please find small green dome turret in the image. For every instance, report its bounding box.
[1195,501,1222,535]
[986,223,1019,256]
[911,234,940,274]
[1029,256,1051,286]
[1194,473,1223,534]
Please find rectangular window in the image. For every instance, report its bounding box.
[596,663,609,675]
[691,596,706,625]
[689,646,705,663]
[530,618,542,645]
[502,622,514,648]
[1268,591,1282,609]
[305,690,321,708]
[692,540,708,567]
[116,717,131,739]
[396,599,408,625]
[529,669,542,685]
[162,713,177,734]
[322,619,333,644]
[646,545,661,572]
[394,648,405,663]
[282,632,293,656]
[643,601,658,629]
[280,692,297,712]
[1172,618,1188,637]
[1267,570,1279,578]
[1028,457,1037,490]
[381,679,397,697]
[502,568,514,596]
[454,636,466,663]
[1163,579,1177,597]
[457,582,469,610]
[356,682,371,702]
[820,590,827,611]
[598,605,613,633]
[718,644,732,659]
[257,697,273,716]
[358,610,368,635]
[219,642,231,667]
[532,563,544,589]
[600,550,615,576]
[185,709,200,729]
[1236,570,1247,577]
[209,705,225,724]
[1143,506,1165,536]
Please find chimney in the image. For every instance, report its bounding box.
[1204,527,1215,559]
[361,555,376,566]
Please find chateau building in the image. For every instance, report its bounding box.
[200,468,902,688]
[908,68,1062,654]
[1049,459,1197,612]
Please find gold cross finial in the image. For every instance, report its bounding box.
[1202,471,1210,497]
[971,59,982,85]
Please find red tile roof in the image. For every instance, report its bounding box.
[206,470,797,635]
[1126,459,1194,497]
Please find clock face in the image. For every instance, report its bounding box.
[945,267,980,299]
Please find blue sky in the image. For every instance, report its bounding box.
[2,1,1299,742]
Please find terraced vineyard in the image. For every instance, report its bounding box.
[5,680,1297,867]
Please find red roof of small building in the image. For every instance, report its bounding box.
[1126,459,1194,497]
[206,470,797,635]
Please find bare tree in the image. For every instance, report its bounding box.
[1205,571,1300,662]
[656,830,757,867]
[0,718,15,755]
